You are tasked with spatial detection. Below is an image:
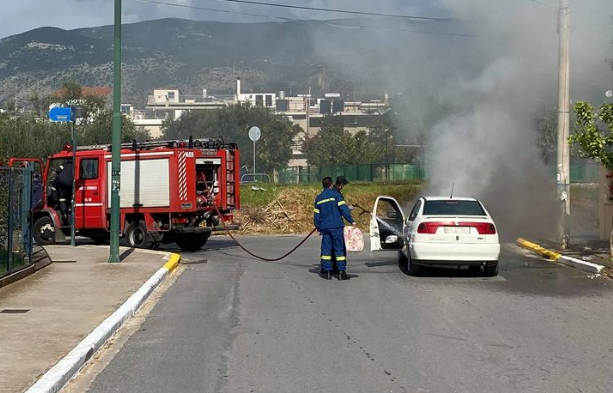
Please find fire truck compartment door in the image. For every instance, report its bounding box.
[107,159,170,207]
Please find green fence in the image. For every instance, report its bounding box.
[0,166,34,278]
[279,163,599,184]
[279,164,427,184]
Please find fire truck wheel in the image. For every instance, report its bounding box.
[175,234,210,251]
[33,216,56,245]
[126,220,154,249]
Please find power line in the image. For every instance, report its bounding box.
[129,0,293,21]
[127,0,473,37]
[200,0,456,21]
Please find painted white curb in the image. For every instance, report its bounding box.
[25,253,180,393]
[558,256,605,275]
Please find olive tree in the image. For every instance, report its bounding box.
[568,101,613,255]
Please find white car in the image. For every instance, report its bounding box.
[369,196,501,276]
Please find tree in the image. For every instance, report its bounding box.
[534,104,558,164]
[568,101,613,254]
[163,103,298,174]
[302,121,350,166]
[60,80,83,101]
[0,79,149,162]
[302,117,387,166]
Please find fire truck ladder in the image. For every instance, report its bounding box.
[225,149,237,208]
[76,136,231,152]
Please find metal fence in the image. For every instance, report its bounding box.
[278,163,599,184]
[279,164,427,184]
[0,166,33,278]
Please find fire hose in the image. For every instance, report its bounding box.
[211,202,317,261]
[201,180,317,261]
[200,183,370,262]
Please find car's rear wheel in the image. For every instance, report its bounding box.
[484,262,499,277]
[408,257,422,276]
[398,250,408,266]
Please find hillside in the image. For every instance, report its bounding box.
[0,17,468,108]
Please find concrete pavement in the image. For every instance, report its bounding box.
[0,244,180,393]
[74,236,613,393]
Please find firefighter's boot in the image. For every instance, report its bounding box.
[338,271,350,281]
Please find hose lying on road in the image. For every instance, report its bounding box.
[208,195,317,261]
[218,213,317,261]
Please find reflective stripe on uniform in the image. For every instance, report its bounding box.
[336,256,346,261]
[337,201,346,206]
[317,198,335,205]
[321,255,332,260]
[314,208,320,213]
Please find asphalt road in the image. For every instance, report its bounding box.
[76,235,612,393]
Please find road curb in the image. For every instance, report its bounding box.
[558,255,605,274]
[516,238,562,261]
[24,252,181,393]
[516,238,605,275]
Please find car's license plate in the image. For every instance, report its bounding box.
[444,226,470,234]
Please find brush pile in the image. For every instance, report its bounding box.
[234,187,403,235]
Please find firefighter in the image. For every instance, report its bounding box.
[51,161,73,223]
[313,175,356,280]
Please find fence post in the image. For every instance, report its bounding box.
[7,168,14,274]
[22,168,33,265]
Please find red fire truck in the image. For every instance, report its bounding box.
[20,137,240,251]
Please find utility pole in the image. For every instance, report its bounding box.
[556,0,571,249]
[109,0,122,263]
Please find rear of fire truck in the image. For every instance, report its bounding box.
[116,137,240,251]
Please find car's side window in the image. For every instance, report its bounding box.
[408,200,422,222]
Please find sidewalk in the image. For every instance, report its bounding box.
[517,235,612,276]
[0,244,179,393]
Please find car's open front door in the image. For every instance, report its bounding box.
[370,196,405,252]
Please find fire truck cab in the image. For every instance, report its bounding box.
[28,137,240,251]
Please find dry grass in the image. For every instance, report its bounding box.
[235,182,422,234]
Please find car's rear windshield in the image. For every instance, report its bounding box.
[423,200,486,216]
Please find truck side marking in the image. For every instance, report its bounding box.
[178,151,188,201]
[104,152,174,159]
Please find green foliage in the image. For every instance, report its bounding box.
[569,101,613,170]
[0,80,149,162]
[162,103,298,173]
[302,117,392,165]
[534,105,558,164]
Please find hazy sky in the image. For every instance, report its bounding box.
[0,0,448,39]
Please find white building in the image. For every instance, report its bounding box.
[125,78,390,163]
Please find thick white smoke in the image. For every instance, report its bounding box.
[424,0,612,239]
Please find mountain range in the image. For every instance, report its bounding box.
[0,17,467,108]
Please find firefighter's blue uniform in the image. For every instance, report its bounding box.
[314,187,354,272]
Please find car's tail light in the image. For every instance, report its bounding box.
[460,222,497,235]
[417,222,454,234]
[417,221,496,235]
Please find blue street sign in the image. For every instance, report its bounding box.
[48,106,75,122]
